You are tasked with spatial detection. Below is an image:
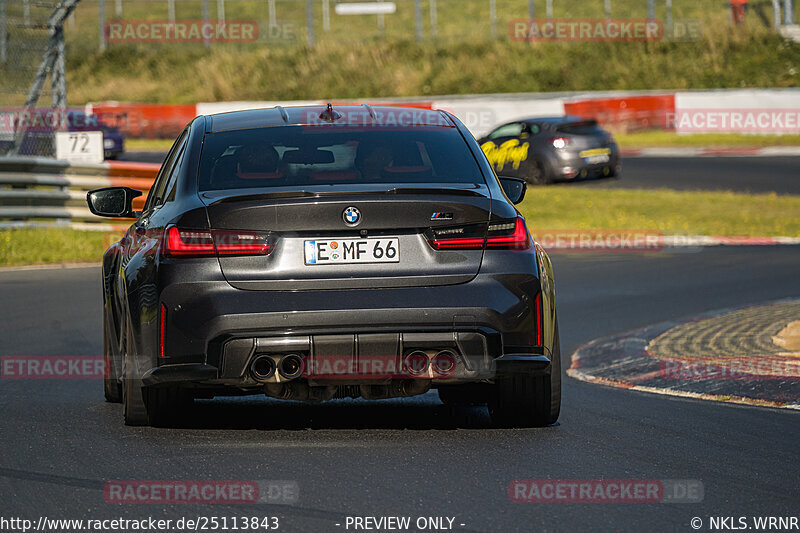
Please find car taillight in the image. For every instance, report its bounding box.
[534,292,542,346]
[159,303,166,358]
[551,137,570,149]
[427,217,530,250]
[164,226,272,257]
[486,218,531,249]
[427,222,486,250]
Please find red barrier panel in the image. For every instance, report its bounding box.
[334,101,435,110]
[90,103,197,139]
[563,95,675,132]
[107,160,161,179]
[91,102,437,139]
[89,96,677,139]
[105,161,160,210]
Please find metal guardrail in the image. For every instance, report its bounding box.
[0,156,158,230]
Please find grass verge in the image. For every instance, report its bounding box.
[130,133,800,152]
[59,24,799,105]
[2,188,799,266]
[0,229,120,267]
[616,131,800,148]
[520,188,800,237]
[125,138,175,151]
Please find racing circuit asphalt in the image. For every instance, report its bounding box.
[122,151,800,194]
[1,246,799,533]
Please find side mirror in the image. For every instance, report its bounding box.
[498,176,527,205]
[86,187,142,218]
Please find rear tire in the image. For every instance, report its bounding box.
[103,325,122,403]
[123,362,192,427]
[144,387,193,428]
[123,379,149,426]
[525,159,552,185]
[120,317,192,427]
[489,319,561,427]
[122,354,150,426]
[437,384,490,406]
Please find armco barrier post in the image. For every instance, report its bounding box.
[322,0,330,32]
[0,0,6,64]
[666,0,672,32]
[785,0,794,24]
[528,0,535,19]
[202,0,210,47]
[168,0,175,22]
[605,0,611,20]
[648,0,655,21]
[546,0,552,19]
[378,1,385,37]
[430,0,437,39]
[306,0,315,45]
[98,0,106,51]
[490,0,496,38]
[268,0,276,30]
[415,0,423,42]
[773,0,781,27]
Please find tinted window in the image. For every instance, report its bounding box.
[145,130,187,211]
[488,123,523,139]
[556,121,603,135]
[197,126,483,191]
[162,140,187,204]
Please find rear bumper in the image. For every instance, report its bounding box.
[143,363,218,387]
[142,354,552,389]
[548,149,621,179]
[147,268,552,390]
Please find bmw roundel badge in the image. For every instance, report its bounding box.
[343,206,361,226]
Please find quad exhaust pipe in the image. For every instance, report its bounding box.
[250,355,276,382]
[402,349,458,376]
[278,354,304,380]
[254,350,454,383]
[431,350,457,375]
[250,354,305,382]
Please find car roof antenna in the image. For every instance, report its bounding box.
[319,102,342,122]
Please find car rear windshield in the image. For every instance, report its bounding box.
[197,126,484,192]
[555,121,602,135]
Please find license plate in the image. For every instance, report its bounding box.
[580,148,611,164]
[304,238,400,265]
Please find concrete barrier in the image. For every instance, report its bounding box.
[98,88,798,140]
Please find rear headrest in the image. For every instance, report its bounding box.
[380,165,433,181]
[282,148,335,165]
[309,171,359,182]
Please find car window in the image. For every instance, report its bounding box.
[556,121,602,135]
[488,123,523,139]
[144,130,187,212]
[197,126,484,192]
[162,140,188,204]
